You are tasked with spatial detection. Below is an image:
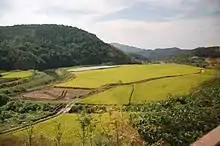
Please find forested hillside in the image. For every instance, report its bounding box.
[0,25,131,70]
[111,43,144,53]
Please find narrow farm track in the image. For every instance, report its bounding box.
[128,85,135,105]
[0,98,79,135]
[0,71,203,135]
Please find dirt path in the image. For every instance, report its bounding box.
[128,85,135,105]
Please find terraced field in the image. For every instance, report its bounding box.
[1,70,33,78]
[79,72,215,104]
[1,64,219,145]
[0,70,33,87]
[131,73,214,103]
[10,113,115,144]
[79,86,133,104]
[55,64,201,88]
[12,114,80,143]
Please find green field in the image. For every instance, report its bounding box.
[79,73,214,104]
[56,64,201,88]
[80,86,133,104]
[1,71,33,78]
[132,73,214,103]
[13,114,80,143]
[11,113,113,143]
[2,64,219,145]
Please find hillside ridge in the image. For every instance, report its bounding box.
[0,24,132,70]
[111,43,220,61]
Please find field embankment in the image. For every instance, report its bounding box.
[79,72,214,104]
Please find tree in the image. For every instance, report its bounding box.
[0,93,9,106]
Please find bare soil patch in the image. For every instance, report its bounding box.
[206,58,220,64]
[15,87,92,101]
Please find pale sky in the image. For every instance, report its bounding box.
[0,0,220,49]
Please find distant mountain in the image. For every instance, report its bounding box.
[140,47,185,61]
[192,46,220,58]
[111,43,184,61]
[111,43,144,53]
[159,46,220,67]
[111,43,220,67]
[0,25,132,70]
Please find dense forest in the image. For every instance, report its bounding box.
[0,25,132,70]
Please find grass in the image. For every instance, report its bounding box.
[11,113,113,143]
[13,114,80,143]
[55,64,201,88]
[79,72,215,105]
[80,86,133,104]
[1,71,33,78]
[132,73,214,103]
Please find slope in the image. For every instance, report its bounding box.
[0,25,131,70]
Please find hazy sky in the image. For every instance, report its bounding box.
[0,0,220,49]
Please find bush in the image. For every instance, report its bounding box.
[130,77,220,145]
[69,105,107,114]
[0,100,63,132]
[0,94,9,106]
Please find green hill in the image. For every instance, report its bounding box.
[0,25,131,70]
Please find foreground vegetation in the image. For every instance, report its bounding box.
[56,64,201,88]
[0,100,63,132]
[129,76,220,145]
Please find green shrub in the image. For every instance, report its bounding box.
[0,100,64,132]
[69,105,107,114]
[130,77,220,145]
[0,94,9,106]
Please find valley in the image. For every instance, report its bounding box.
[0,24,219,146]
[0,63,219,146]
